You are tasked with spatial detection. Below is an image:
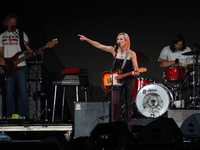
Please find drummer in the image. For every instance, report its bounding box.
[158,33,193,70]
[158,33,193,105]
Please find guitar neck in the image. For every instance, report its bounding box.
[13,46,46,65]
[116,72,133,80]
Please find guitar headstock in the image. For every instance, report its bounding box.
[138,67,147,73]
[45,39,58,48]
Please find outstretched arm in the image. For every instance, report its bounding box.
[78,34,115,55]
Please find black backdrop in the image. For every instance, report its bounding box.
[1,0,200,104]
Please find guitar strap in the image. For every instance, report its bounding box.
[120,49,130,71]
[19,29,25,52]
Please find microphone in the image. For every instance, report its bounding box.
[175,58,179,65]
[11,26,15,31]
[116,43,120,47]
[115,43,120,52]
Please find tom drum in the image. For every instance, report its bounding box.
[165,66,185,81]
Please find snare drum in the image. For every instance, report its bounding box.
[165,66,185,81]
[133,78,153,100]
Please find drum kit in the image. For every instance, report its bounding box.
[133,48,200,119]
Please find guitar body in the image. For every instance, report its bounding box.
[0,52,23,78]
[101,68,147,92]
[101,69,120,92]
[0,39,58,78]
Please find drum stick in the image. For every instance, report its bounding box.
[181,62,193,66]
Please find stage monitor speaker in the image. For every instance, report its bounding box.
[74,101,110,138]
[88,122,134,150]
[138,117,183,145]
[180,113,200,138]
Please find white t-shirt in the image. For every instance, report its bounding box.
[0,29,29,66]
[158,46,193,66]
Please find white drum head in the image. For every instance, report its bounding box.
[136,84,172,118]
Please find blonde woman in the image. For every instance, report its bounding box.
[78,32,139,131]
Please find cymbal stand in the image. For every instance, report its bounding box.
[195,51,200,107]
[189,56,196,107]
[189,51,200,108]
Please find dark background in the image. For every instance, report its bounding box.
[1,0,200,113]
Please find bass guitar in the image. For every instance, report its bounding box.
[0,39,58,78]
[101,68,147,92]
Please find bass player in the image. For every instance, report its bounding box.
[0,13,35,119]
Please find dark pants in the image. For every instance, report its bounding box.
[6,67,29,118]
[113,78,135,131]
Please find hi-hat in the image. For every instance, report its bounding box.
[134,50,149,63]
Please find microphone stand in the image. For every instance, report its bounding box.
[11,28,40,119]
[175,59,183,105]
[109,45,119,122]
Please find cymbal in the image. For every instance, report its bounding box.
[134,50,149,63]
[182,50,200,55]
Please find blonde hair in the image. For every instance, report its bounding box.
[117,32,131,50]
[2,13,18,27]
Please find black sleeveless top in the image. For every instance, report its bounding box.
[113,58,134,80]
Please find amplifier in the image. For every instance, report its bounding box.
[74,102,110,138]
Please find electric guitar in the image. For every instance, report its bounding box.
[101,68,147,92]
[0,39,58,78]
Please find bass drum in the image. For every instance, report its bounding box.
[135,84,173,118]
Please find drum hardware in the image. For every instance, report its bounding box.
[182,47,200,108]
[165,65,185,105]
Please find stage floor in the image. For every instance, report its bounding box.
[0,108,199,132]
[0,109,199,141]
[0,109,200,149]
[0,123,72,132]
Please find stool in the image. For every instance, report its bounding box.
[52,74,88,123]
